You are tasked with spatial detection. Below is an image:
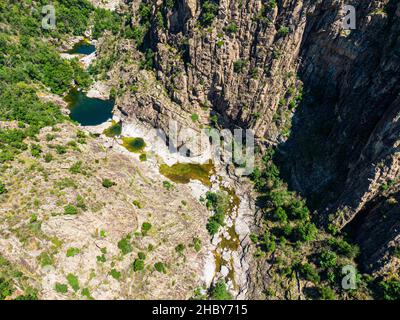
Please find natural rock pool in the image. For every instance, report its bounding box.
[68,40,96,55]
[66,88,114,126]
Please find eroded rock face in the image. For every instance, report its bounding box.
[276,0,400,271]
[115,0,400,276]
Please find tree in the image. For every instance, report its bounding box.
[154,262,166,273]
[133,259,145,272]
[295,263,320,283]
[102,178,116,188]
[64,204,78,215]
[0,181,6,195]
[66,273,79,292]
[274,207,287,222]
[118,235,132,255]
[292,222,318,242]
[318,286,337,300]
[210,280,232,300]
[141,222,152,236]
[319,250,337,269]
[379,278,400,300]
[200,1,219,27]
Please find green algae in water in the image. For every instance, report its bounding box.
[122,137,146,153]
[103,121,122,137]
[219,224,240,251]
[213,250,222,273]
[139,153,147,162]
[159,161,214,186]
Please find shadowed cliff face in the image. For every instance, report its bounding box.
[278,0,400,222]
[279,0,400,274]
[116,0,400,274]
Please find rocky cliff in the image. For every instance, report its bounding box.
[90,0,400,298]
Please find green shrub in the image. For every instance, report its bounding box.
[76,195,87,211]
[193,237,202,252]
[92,8,121,39]
[46,134,55,142]
[224,23,238,33]
[292,222,318,242]
[133,259,145,272]
[81,287,93,300]
[266,0,277,10]
[191,113,199,122]
[154,262,166,273]
[141,222,152,236]
[233,59,246,73]
[102,178,116,188]
[200,1,219,27]
[38,252,54,267]
[139,49,155,70]
[379,278,400,300]
[55,145,67,155]
[0,181,6,195]
[66,273,79,292]
[319,250,337,269]
[44,153,53,163]
[69,161,82,174]
[249,233,259,244]
[210,280,232,300]
[55,283,68,294]
[263,231,276,252]
[0,277,13,299]
[132,200,143,209]
[175,244,185,254]
[296,263,320,283]
[138,252,146,260]
[109,269,121,280]
[118,235,133,255]
[66,247,80,257]
[273,207,287,222]
[64,204,78,215]
[393,246,400,259]
[163,181,173,190]
[206,218,220,235]
[30,144,42,157]
[328,238,360,259]
[278,26,289,37]
[318,286,337,300]
[96,254,106,263]
[205,191,229,235]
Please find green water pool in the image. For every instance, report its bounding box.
[66,88,114,126]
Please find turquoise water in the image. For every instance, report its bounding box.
[66,89,114,126]
[68,41,96,55]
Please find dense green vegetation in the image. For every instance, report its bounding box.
[0,1,120,39]
[0,0,120,170]
[199,1,220,27]
[249,147,369,299]
[0,254,37,300]
[0,181,7,195]
[205,191,230,235]
[379,278,400,300]
[118,234,133,255]
[210,280,232,300]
